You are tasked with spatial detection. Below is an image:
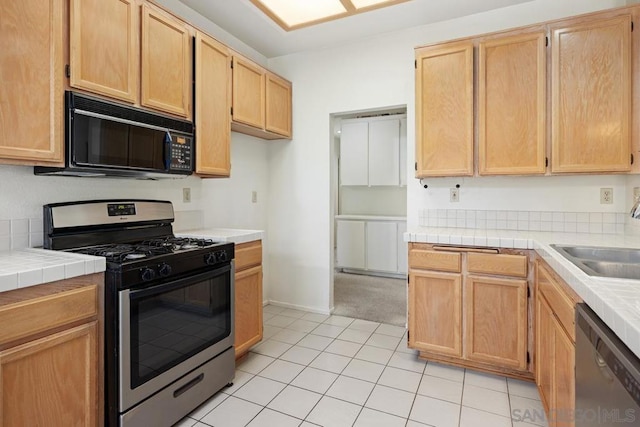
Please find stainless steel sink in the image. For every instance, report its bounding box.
[550,244,640,280]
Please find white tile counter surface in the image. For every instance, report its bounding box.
[335,215,407,221]
[0,249,106,294]
[405,226,640,360]
[177,228,265,245]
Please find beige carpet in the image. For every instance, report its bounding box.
[333,272,407,326]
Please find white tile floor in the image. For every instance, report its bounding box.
[174,305,549,427]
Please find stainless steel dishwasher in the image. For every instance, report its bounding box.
[576,304,640,426]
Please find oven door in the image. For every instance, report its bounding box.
[119,263,234,412]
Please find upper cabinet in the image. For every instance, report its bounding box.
[69,0,138,103]
[69,1,191,119]
[339,116,405,186]
[194,32,232,177]
[415,42,474,177]
[0,0,64,165]
[231,55,293,140]
[550,15,632,173]
[478,32,547,175]
[415,8,636,178]
[140,4,191,118]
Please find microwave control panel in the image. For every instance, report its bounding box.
[169,135,193,172]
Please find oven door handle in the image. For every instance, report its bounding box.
[129,264,232,300]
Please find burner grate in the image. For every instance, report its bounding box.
[78,244,172,262]
[141,237,216,251]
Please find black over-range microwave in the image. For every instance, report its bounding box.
[35,91,194,179]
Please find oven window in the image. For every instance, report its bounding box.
[129,273,231,388]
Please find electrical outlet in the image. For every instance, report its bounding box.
[183,188,191,203]
[600,188,613,204]
[450,188,460,203]
[251,191,257,203]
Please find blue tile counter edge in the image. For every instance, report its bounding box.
[405,226,640,360]
[177,228,265,245]
[0,248,106,294]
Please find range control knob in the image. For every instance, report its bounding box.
[141,267,156,282]
[159,263,172,277]
[205,253,217,265]
[216,250,228,262]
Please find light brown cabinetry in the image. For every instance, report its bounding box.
[0,274,103,427]
[232,56,293,140]
[69,1,191,118]
[234,240,263,358]
[0,0,64,165]
[415,42,474,177]
[478,32,547,175]
[194,32,232,176]
[140,4,191,118]
[408,244,532,378]
[551,15,632,173]
[69,0,137,103]
[535,259,581,427]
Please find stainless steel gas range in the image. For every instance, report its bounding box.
[43,200,235,427]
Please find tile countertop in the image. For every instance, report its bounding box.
[405,226,640,360]
[177,228,265,245]
[0,248,106,293]
[335,215,407,221]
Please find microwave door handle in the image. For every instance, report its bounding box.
[163,131,172,170]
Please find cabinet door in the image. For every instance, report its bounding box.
[336,220,366,269]
[141,4,191,118]
[265,73,292,138]
[368,118,400,186]
[536,294,554,415]
[234,265,263,356]
[0,322,98,426]
[339,120,369,186]
[551,15,631,173]
[478,33,546,175]
[69,0,137,103]
[465,276,528,370]
[366,221,398,273]
[415,42,473,177]
[408,270,462,356]
[232,56,265,129]
[397,222,407,274]
[195,32,232,176]
[554,319,575,427]
[399,117,407,186]
[0,0,63,163]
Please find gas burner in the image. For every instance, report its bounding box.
[142,237,216,252]
[76,244,173,263]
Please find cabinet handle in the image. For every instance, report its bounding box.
[432,245,499,254]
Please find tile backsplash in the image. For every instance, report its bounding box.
[0,218,43,251]
[419,209,627,234]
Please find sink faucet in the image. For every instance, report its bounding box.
[631,198,640,219]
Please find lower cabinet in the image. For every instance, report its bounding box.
[336,218,407,275]
[0,274,103,426]
[535,259,580,427]
[234,240,263,358]
[408,244,531,378]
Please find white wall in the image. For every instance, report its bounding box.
[266,0,628,313]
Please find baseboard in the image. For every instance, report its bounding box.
[341,268,406,280]
[264,299,331,315]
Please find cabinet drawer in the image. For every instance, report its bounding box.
[537,263,576,341]
[235,240,262,271]
[467,253,528,278]
[409,248,461,273]
[0,285,98,346]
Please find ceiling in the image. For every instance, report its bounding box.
[179,0,534,58]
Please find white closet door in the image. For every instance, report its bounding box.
[397,221,408,274]
[366,221,398,272]
[399,117,407,187]
[368,118,400,186]
[339,121,368,186]
[336,220,366,269]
